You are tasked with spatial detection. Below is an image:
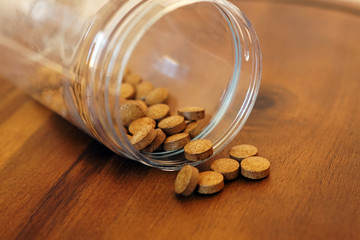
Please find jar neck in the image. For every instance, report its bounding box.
[78,0,261,170]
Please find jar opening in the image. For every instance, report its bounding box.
[97,0,261,170]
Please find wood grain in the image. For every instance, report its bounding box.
[1,1,360,239]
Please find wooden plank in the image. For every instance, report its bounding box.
[0,1,359,239]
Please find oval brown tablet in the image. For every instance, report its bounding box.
[197,171,224,194]
[134,100,148,113]
[158,115,186,135]
[184,121,202,139]
[241,156,270,180]
[184,139,213,161]
[122,99,147,113]
[124,73,142,86]
[146,104,170,122]
[130,125,157,150]
[210,158,240,181]
[120,83,135,99]
[229,144,258,161]
[145,87,169,106]
[120,101,146,127]
[178,106,205,121]
[175,165,199,196]
[136,81,154,100]
[142,129,166,153]
[128,117,156,135]
[163,133,190,151]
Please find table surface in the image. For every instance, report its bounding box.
[1,1,360,239]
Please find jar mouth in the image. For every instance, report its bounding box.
[96,0,261,170]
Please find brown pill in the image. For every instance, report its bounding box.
[178,106,205,121]
[134,100,148,113]
[146,104,170,122]
[142,129,166,153]
[124,73,142,86]
[229,144,258,161]
[241,156,270,180]
[120,83,135,99]
[210,158,240,181]
[158,115,186,135]
[128,117,156,135]
[184,121,202,139]
[120,101,146,127]
[184,139,213,161]
[145,87,169,106]
[163,133,190,151]
[122,99,147,113]
[175,165,199,196]
[197,171,224,194]
[130,125,157,150]
[136,81,154,100]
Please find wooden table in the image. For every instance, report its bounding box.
[1,1,359,239]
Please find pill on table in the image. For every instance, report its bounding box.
[158,115,186,135]
[229,144,258,161]
[184,139,213,161]
[128,117,156,135]
[240,156,270,180]
[175,165,199,196]
[210,158,240,181]
[184,121,202,139]
[124,73,142,86]
[145,87,169,106]
[120,101,146,127]
[177,106,205,121]
[130,125,157,150]
[146,104,170,122]
[163,133,190,151]
[120,83,135,100]
[142,129,166,153]
[197,171,224,194]
[136,81,154,100]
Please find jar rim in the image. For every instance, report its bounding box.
[88,0,262,170]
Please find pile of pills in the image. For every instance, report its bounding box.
[119,69,270,197]
[119,68,212,160]
[175,144,271,196]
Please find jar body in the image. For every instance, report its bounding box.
[0,0,123,132]
[0,0,261,170]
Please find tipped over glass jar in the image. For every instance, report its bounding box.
[0,0,261,170]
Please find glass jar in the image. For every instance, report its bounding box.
[0,0,261,170]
